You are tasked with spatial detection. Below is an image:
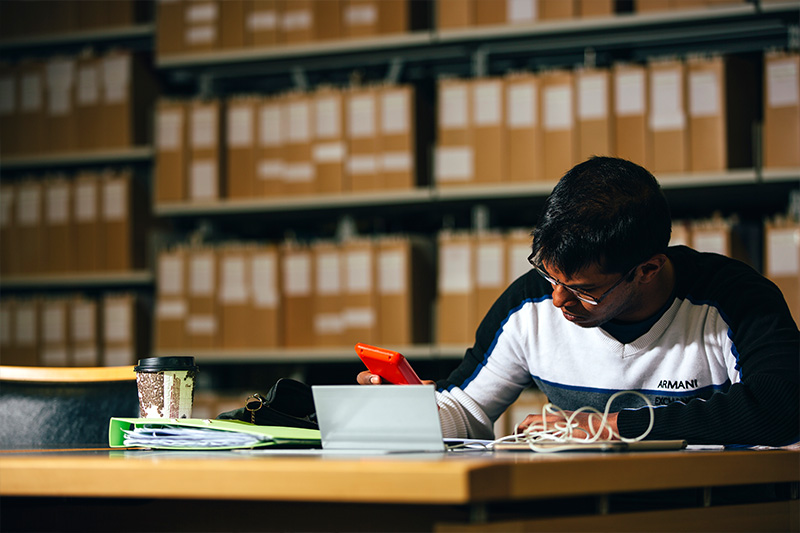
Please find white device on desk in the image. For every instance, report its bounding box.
[311,385,445,453]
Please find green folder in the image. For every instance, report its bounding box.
[109,417,321,450]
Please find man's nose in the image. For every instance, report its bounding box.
[550,284,578,308]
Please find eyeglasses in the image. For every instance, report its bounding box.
[528,253,638,306]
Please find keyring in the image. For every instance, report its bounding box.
[245,393,266,424]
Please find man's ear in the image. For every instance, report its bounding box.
[637,254,668,284]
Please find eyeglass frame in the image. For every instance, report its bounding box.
[527,252,639,306]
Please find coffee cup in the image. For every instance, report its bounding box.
[134,357,199,419]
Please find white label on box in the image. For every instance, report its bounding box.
[284,162,314,183]
[287,101,310,143]
[189,254,215,296]
[382,90,408,134]
[186,2,217,22]
[348,94,376,138]
[507,83,536,129]
[103,55,130,104]
[15,306,36,346]
[43,305,65,343]
[157,109,183,151]
[283,253,311,297]
[159,255,184,295]
[477,242,504,288]
[46,58,75,115]
[187,315,216,334]
[259,103,283,146]
[315,95,340,139]
[104,346,133,367]
[0,307,9,346]
[767,59,799,108]
[75,182,97,222]
[382,152,412,172]
[104,301,131,343]
[157,299,187,319]
[0,76,14,115]
[508,0,536,23]
[440,85,468,129]
[615,70,645,116]
[21,73,42,112]
[348,155,377,175]
[344,308,375,329]
[77,64,100,106]
[346,250,372,293]
[103,180,127,221]
[767,228,800,277]
[316,251,341,296]
[345,4,377,26]
[190,160,218,200]
[191,107,217,148]
[46,184,69,224]
[650,70,685,131]
[507,242,533,282]
[71,302,95,341]
[315,313,344,335]
[252,253,278,308]
[48,86,71,116]
[578,74,607,120]
[440,243,471,294]
[221,256,248,303]
[689,71,720,117]
[228,105,254,147]
[473,81,502,126]
[258,159,285,179]
[693,231,727,256]
[543,85,572,131]
[313,142,346,163]
[283,9,312,31]
[435,146,473,182]
[17,186,40,226]
[379,249,406,295]
[248,10,278,30]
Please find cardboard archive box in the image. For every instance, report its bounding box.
[436,78,474,186]
[540,0,576,20]
[44,56,77,154]
[313,87,347,194]
[43,176,75,274]
[103,293,149,366]
[281,242,314,347]
[0,183,18,275]
[474,231,506,334]
[156,0,186,56]
[218,244,252,349]
[73,172,104,273]
[102,169,148,272]
[475,0,506,25]
[540,70,577,181]
[765,220,800,325]
[0,63,18,156]
[380,84,416,190]
[576,67,614,161]
[283,92,316,196]
[256,94,285,197]
[225,96,258,199]
[763,51,800,169]
[12,298,41,366]
[100,50,159,149]
[248,0,282,47]
[342,238,379,345]
[186,247,219,349]
[346,85,381,192]
[188,99,224,202]
[472,77,506,184]
[314,0,343,41]
[70,296,101,367]
[379,0,429,35]
[612,63,648,166]
[437,231,475,346]
[183,0,220,52]
[377,235,433,346]
[690,216,750,265]
[578,0,615,17]
[220,0,249,49]
[506,228,534,283]
[155,99,188,203]
[0,299,14,364]
[41,298,70,366]
[15,180,45,275]
[686,55,757,172]
[437,0,473,29]
[669,220,691,247]
[17,60,47,155]
[281,0,314,44]
[313,241,345,347]
[505,72,544,182]
[249,243,282,348]
[155,247,188,351]
[647,58,688,174]
[344,0,378,38]
[75,52,102,151]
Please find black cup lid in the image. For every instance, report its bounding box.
[134,356,198,373]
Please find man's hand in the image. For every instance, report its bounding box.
[517,410,620,440]
[356,371,435,386]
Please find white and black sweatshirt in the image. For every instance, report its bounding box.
[435,246,800,446]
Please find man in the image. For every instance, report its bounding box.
[359,156,799,446]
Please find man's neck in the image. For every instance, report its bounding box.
[619,258,676,323]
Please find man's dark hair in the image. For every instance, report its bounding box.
[531,156,672,276]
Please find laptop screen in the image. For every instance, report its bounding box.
[311,385,445,452]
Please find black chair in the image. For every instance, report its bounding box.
[0,365,139,449]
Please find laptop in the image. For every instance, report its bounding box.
[311,385,446,453]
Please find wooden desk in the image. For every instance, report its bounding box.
[1,448,798,532]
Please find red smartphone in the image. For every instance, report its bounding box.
[355,343,423,385]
